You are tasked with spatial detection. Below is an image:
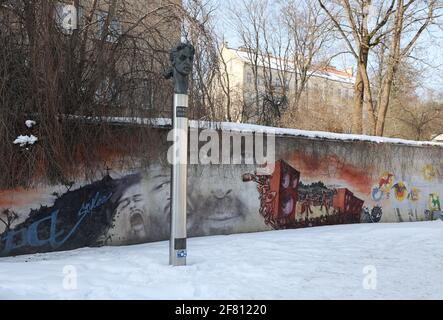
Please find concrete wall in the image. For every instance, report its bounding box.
[1,124,442,257]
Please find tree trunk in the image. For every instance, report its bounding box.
[352,68,364,134]
[375,0,404,136]
[358,50,377,135]
[352,45,369,134]
[375,64,397,136]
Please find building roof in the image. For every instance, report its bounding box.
[228,47,355,85]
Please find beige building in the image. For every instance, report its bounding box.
[217,46,355,132]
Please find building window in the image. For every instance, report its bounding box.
[285,79,290,89]
[95,77,119,105]
[55,2,81,34]
[246,72,252,84]
[258,76,263,86]
[97,11,122,43]
[313,84,319,92]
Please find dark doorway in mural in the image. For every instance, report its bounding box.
[0,174,141,257]
[243,160,373,229]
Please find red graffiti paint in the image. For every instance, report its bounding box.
[285,151,373,194]
[0,188,43,208]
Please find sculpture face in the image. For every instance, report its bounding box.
[165,42,195,94]
[173,46,194,76]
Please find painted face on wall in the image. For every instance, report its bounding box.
[104,166,265,244]
[106,183,149,245]
[186,166,265,236]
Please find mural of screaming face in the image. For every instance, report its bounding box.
[103,165,265,246]
[103,183,149,245]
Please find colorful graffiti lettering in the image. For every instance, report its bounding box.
[0,174,141,257]
[0,192,112,256]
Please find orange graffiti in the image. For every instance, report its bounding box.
[0,188,43,208]
[285,151,373,194]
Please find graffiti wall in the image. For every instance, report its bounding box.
[1,125,442,257]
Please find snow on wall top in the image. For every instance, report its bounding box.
[432,134,443,142]
[66,115,443,148]
[196,121,443,148]
[145,118,443,148]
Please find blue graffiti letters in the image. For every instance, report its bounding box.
[78,192,112,217]
[0,192,112,256]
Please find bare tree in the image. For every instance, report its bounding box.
[0,0,182,188]
[374,0,441,135]
[281,0,334,113]
[319,0,443,136]
[395,100,443,140]
[227,0,332,126]
[319,0,396,134]
[227,0,269,123]
[180,0,220,121]
[384,62,443,140]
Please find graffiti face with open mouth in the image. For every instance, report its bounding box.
[107,184,148,245]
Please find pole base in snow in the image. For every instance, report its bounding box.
[170,238,187,266]
[170,250,187,266]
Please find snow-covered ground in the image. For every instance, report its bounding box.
[1,221,442,300]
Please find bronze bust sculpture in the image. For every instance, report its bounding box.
[164,42,195,94]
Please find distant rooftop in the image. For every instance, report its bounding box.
[227,46,355,85]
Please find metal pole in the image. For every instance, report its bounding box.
[170,93,188,266]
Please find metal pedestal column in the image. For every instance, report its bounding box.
[169,93,188,266]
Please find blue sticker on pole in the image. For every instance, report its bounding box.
[177,250,187,258]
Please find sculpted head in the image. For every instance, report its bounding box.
[164,42,195,94]
[170,42,195,77]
